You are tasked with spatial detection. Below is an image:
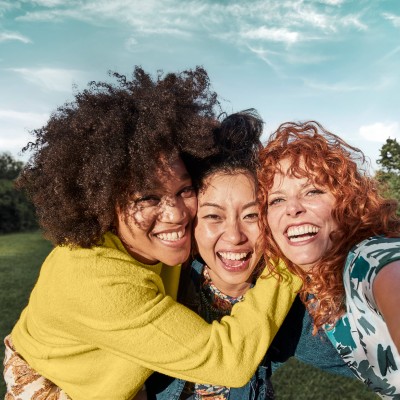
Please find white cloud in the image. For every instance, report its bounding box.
[0,0,17,16]
[0,109,50,160]
[29,0,67,6]
[318,0,344,5]
[242,27,300,44]
[247,46,284,75]
[359,122,400,143]
[303,79,367,92]
[16,8,92,23]
[0,109,48,125]
[341,15,368,31]
[382,12,400,28]
[9,67,84,92]
[303,75,391,92]
[0,31,32,43]
[13,0,368,40]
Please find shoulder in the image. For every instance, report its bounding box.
[347,236,400,275]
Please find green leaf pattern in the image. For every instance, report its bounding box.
[325,237,400,398]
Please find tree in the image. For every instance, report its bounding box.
[377,138,400,173]
[375,138,400,215]
[0,153,38,234]
[0,152,24,180]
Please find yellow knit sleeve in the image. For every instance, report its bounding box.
[67,260,300,387]
[11,243,301,398]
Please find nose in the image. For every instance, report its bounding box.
[222,220,246,245]
[285,197,305,217]
[158,196,187,223]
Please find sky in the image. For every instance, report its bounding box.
[0,0,399,172]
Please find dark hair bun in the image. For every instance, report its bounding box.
[214,108,263,160]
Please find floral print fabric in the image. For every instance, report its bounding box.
[3,335,71,400]
[325,236,400,399]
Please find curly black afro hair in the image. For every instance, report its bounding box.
[17,66,220,248]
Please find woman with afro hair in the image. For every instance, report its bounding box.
[3,67,300,400]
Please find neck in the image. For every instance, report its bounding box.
[205,267,252,298]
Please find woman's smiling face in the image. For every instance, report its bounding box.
[266,158,337,272]
[194,172,261,297]
[115,156,197,266]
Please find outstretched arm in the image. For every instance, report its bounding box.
[373,260,400,354]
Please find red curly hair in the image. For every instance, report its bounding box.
[258,121,400,332]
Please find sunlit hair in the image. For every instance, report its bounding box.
[258,121,400,332]
[16,66,220,248]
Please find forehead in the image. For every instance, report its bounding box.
[274,156,315,179]
[157,157,189,179]
[271,157,313,187]
[147,156,190,190]
[200,172,256,199]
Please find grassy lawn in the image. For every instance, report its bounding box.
[0,231,379,399]
[271,357,378,399]
[0,230,53,397]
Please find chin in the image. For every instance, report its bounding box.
[162,253,190,267]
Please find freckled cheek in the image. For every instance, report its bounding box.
[129,209,158,231]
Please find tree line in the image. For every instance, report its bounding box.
[0,153,37,234]
[1,139,400,234]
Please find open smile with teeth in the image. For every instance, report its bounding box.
[155,228,185,241]
[286,224,319,243]
[218,251,249,261]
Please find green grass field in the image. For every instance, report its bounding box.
[0,231,379,399]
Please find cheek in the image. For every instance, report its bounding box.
[246,225,261,246]
[266,211,278,232]
[127,208,157,231]
[184,198,198,219]
[266,215,281,244]
[194,223,219,253]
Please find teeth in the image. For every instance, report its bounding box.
[156,229,184,241]
[287,224,319,240]
[218,252,248,261]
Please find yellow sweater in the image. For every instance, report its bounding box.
[12,232,301,400]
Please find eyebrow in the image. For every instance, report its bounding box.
[269,181,313,196]
[199,201,258,210]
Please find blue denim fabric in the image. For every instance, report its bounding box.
[146,364,271,400]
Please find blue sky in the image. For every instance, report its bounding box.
[1,0,399,171]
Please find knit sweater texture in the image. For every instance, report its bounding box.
[11,232,301,400]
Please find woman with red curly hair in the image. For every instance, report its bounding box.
[258,121,400,398]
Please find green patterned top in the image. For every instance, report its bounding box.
[325,236,400,399]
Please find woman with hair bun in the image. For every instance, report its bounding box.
[258,121,400,398]
[147,109,275,399]
[3,68,300,400]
